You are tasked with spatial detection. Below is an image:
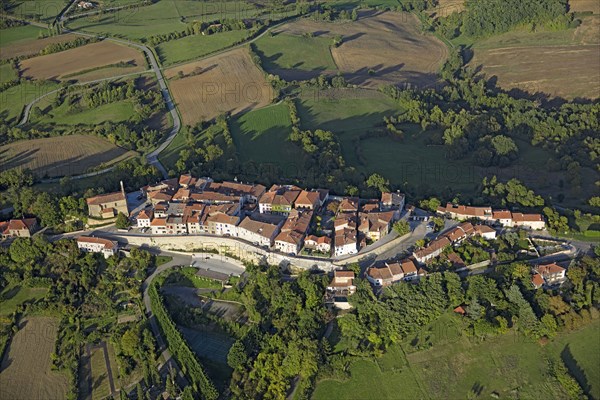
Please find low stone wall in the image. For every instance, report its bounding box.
[113,234,335,271]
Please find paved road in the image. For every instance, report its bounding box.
[4,14,179,179]
[139,249,242,389]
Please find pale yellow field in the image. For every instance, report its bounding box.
[165,47,273,125]
[472,16,600,100]
[0,317,68,400]
[569,0,600,14]
[19,40,146,82]
[275,11,448,89]
[0,135,137,178]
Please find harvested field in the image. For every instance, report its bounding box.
[19,40,146,82]
[429,0,465,19]
[269,10,447,88]
[165,48,273,125]
[569,0,600,14]
[0,135,137,178]
[471,16,600,99]
[0,30,77,60]
[0,317,68,400]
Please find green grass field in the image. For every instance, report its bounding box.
[547,320,600,399]
[230,102,295,166]
[5,0,69,22]
[67,0,258,41]
[297,89,400,164]
[0,24,48,48]
[315,313,600,400]
[0,81,59,124]
[30,96,135,126]
[253,32,338,75]
[156,30,249,66]
[0,285,48,317]
[0,64,18,84]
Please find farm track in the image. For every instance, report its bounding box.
[3,15,180,178]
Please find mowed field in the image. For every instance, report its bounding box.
[471,16,600,99]
[4,0,68,22]
[19,40,147,82]
[0,317,68,400]
[569,0,600,14]
[0,135,137,178]
[165,48,273,125]
[67,0,259,41]
[157,30,249,66]
[0,26,78,60]
[261,10,448,88]
[231,103,294,166]
[314,314,600,400]
[79,342,117,400]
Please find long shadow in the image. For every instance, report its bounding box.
[561,345,592,397]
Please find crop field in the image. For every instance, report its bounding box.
[0,317,68,400]
[4,0,68,22]
[314,313,597,400]
[157,30,249,66]
[165,48,273,125]
[0,26,77,60]
[79,342,117,400]
[67,0,259,41]
[569,0,600,14]
[265,10,448,88]
[231,103,294,166]
[253,33,337,80]
[470,16,600,99]
[0,135,137,178]
[0,80,59,124]
[429,0,465,18]
[19,40,147,83]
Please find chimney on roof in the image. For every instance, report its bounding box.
[120,181,125,198]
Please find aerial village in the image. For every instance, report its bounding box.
[2,173,569,307]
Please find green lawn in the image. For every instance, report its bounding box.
[163,267,223,290]
[0,81,59,124]
[0,24,48,47]
[313,345,426,400]
[254,33,338,75]
[230,102,295,166]
[5,0,69,22]
[0,64,18,84]
[67,0,258,41]
[315,312,595,400]
[547,320,600,399]
[30,97,135,126]
[297,89,401,164]
[0,285,48,317]
[157,30,249,66]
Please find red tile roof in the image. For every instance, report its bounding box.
[77,236,117,249]
[86,191,125,205]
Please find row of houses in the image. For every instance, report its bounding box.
[413,222,496,264]
[366,258,425,287]
[437,203,545,230]
[332,192,405,257]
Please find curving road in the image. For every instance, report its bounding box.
[18,69,152,127]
